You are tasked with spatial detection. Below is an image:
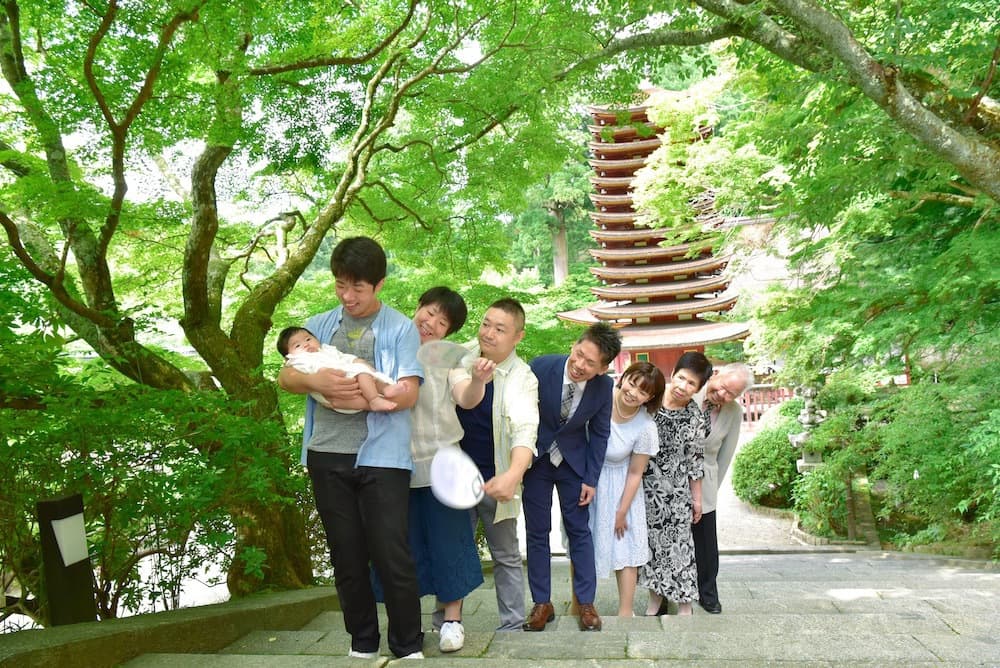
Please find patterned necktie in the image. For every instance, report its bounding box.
[560,382,575,424]
[551,382,575,467]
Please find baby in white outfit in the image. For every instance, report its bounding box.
[277,326,405,412]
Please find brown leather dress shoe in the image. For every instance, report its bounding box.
[522,601,555,631]
[577,603,602,631]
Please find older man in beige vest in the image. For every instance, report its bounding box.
[692,363,754,614]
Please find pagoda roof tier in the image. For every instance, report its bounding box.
[588,105,649,124]
[589,227,668,244]
[619,321,751,350]
[590,175,636,193]
[591,255,730,281]
[588,243,711,264]
[589,210,639,227]
[590,274,730,300]
[589,123,663,141]
[554,313,749,349]
[589,193,634,210]
[588,157,647,175]
[587,293,738,320]
[589,138,661,159]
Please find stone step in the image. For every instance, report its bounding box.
[127,623,998,666]
[148,610,992,664]
[117,552,1000,667]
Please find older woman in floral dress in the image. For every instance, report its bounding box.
[639,352,712,616]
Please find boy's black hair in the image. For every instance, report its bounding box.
[276,326,313,357]
[673,351,714,390]
[330,236,387,286]
[418,286,468,336]
[578,321,622,366]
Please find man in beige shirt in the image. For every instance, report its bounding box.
[693,363,754,614]
[455,298,539,631]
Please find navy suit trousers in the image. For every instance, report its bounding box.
[522,452,597,604]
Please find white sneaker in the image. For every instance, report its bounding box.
[439,621,465,653]
[400,650,425,659]
[348,649,378,659]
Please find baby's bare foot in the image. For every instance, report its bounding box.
[369,396,398,412]
[381,380,408,399]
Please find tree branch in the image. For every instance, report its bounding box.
[82,0,119,130]
[767,0,1000,204]
[888,190,979,209]
[0,2,73,182]
[964,35,1000,124]
[85,2,204,257]
[0,211,117,327]
[0,138,32,176]
[248,0,418,75]
[362,180,432,230]
[693,0,828,71]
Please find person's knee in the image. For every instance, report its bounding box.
[488,541,521,567]
[563,521,592,543]
[526,519,552,536]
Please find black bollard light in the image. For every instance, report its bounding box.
[36,493,98,625]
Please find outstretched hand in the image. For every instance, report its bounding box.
[469,357,496,383]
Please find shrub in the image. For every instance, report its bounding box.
[793,450,855,538]
[790,406,874,537]
[778,397,804,419]
[816,370,873,411]
[731,417,800,508]
[0,385,298,627]
[962,408,1000,526]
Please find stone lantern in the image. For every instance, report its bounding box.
[788,385,826,473]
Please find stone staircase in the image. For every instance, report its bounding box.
[123,552,1000,667]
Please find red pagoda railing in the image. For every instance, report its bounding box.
[739,384,794,424]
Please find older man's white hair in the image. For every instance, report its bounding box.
[715,363,755,397]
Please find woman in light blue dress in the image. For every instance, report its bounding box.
[589,362,665,616]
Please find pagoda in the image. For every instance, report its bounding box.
[558,104,749,373]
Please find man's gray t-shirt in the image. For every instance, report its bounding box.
[307,310,378,455]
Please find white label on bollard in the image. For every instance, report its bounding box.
[51,513,89,566]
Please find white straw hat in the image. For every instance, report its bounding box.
[430,446,484,509]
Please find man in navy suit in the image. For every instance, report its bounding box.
[522,322,621,632]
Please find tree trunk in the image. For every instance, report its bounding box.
[551,210,569,287]
[218,384,315,595]
[227,499,313,596]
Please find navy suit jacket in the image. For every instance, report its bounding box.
[530,354,613,488]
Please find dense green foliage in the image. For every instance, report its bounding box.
[730,417,800,508]
[0,371,301,623]
[1,0,668,622]
[638,27,998,556]
[507,156,597,286]
[793,364,1000,556]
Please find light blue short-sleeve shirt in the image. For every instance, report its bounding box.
[300,303,422,469]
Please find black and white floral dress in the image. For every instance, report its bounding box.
[638,400,706,602]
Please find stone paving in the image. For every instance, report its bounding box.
[126,551,1000,667]
[125,427,1000,667]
